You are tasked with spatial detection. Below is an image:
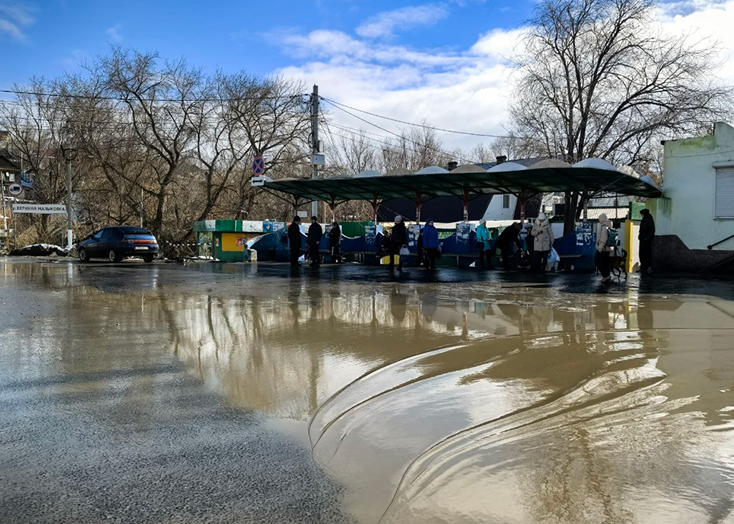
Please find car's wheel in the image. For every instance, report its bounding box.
[108,249,120,263]
[78,248,89,263]
[143,255,154,263]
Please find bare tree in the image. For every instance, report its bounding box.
[511,0,730,232]
[472,135,543,164]
[380,126,454,172]
[99,48,205,238]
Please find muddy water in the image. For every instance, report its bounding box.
[2,261,734,523]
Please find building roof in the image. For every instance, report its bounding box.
[0,152,21,173]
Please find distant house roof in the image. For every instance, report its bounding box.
[0,152,21,173]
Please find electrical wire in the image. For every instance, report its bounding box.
[321,100,468,163]
[0,88,306,104]
[321,96,534,140]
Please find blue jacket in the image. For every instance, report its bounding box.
[476,224,490,243]
[423,222,439,249]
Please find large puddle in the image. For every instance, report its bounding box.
[2,261,734,523]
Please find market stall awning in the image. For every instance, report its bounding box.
[261,163,662,204]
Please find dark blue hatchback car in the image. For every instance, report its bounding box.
[78,226,159,263]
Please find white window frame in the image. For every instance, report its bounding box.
[713,163,734,219]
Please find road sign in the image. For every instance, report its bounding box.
[12,203,67,214]
[312,153,325,166]
[251,175,272,187]
[252,156,265,175]
[7,183,23,196]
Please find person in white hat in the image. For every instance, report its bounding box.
[531,212,553,272]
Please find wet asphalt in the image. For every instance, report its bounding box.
[1,257,733,524]
[0,259,349,524]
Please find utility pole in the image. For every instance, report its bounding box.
[65,159,73,250]
[1,173,7,234]
[140,187,144,228]
[311,84,319,220]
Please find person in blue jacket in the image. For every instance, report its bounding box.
[423,219,440,270]
[476,219,492,269]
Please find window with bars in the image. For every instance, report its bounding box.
[715,168,734,218]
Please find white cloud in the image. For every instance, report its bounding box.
[272,28,469,69]
[105,24,123,42]
[0,1,35,42]
[272,0,734,154]
[356,4,449,39]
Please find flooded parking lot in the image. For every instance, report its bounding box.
[1,259,734,523]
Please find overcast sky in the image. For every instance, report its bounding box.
[2,0,734,151]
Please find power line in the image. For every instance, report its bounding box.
[0,88,306,104]
[321,100,468,163]
[321,96,532,140]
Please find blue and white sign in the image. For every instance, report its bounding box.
[575,221,594,247]
[456,222,471,245]
[365,224,377,246]
[20,171,33,188]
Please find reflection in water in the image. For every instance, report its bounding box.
[3,262,734,524]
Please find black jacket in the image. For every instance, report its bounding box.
[308,222,323,246]
[639,215,655,241]
[329,225,341,246]
[288,222,302,246]
[391,222,407,247]
[496,225,520,249]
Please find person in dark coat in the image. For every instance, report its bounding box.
[288,216,302,266]
[329,221,341,263]
[495,222,522,270]
[417,230,425,267]
[389,215,407,273]
[307,216,323,266]
[422,219,440,270]
[638,208,655,273]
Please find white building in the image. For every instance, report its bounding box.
[650,122,734,271]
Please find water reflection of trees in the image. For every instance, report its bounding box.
[7,263,734,524]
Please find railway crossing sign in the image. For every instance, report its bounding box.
[7,183,23,196]
[252,156,265,175]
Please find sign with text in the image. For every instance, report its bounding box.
[12,203,67,215]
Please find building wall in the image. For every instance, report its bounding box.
[482,194,517,221]
[652,122,734,251]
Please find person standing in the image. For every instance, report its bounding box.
[329,221,342,263]
[638,208,655,273]
[531,213,554,272]
[595,213,613,283]
[496,223,522,270]
[476,219,491,270]
[389,215,407,273]
[288,216,302,267]
[422,218,440,270]
[307,216,323,266]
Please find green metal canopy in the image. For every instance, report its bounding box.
[262,166,662,205]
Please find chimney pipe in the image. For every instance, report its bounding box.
[448,161,458,171]
[496,155,507,164]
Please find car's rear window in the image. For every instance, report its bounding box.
[118,227,153,235]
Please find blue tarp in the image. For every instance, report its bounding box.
[251,225,598,271]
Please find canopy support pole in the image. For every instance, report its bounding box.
[519,189,526,222]
[463,189,470,222]
[329,198,338,223]
[371,195,379,224]
[416,192,422,224]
